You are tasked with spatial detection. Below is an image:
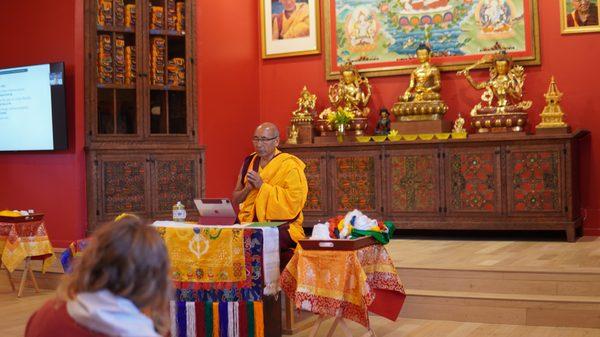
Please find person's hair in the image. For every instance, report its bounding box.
[58,215,172,334]
[416,43,431,53]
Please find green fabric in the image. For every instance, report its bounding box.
[247,221,286,228]
[204,302,213,337]
[350,221,395,244]
[247,301,255,337]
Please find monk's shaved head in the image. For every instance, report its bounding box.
[255,122,280,138]
[253,122,280,159]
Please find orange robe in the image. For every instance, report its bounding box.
[237,149,307,243]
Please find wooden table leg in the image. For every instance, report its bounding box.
[28,265,40,293]
[17,257,31,297]
[1,263,15,292]
[308,315,327,337]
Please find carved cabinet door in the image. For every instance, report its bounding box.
[95,153,151,222]
[384,147,441,217]
[150,153,203,220]
[329,150,382,219]
[444,145,503,216]
[293,151,329,219]
[505,144,565,217]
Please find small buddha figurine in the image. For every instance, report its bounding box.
[392,43,448,121]
[457,51,532,133]
[328,62,371,118]
[453,113,466,134]
[291,86,317,123]
[375,108,391,135]
[287,124,299,144]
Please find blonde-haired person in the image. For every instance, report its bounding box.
[25,215,172,337]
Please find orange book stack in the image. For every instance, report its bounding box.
[151,6,164,30]
[125,4,136,28]
[97,34,113,84]
[151,37,166,85]
[97,0,113,27]
[114,34,126,84]
[176,2,185,32]
[167,58,185,86]
[125,46,136,84]
[167,0,177,31]
[114,0,125,26]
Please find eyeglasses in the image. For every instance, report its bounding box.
[252,136,278,143]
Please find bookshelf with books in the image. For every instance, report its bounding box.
[85,0,204,231]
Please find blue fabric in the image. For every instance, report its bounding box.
[219,302,228,337]
[176,301,187,337]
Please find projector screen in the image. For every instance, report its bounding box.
[0,63,67,152]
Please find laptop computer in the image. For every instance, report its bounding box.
[194,198,237,225]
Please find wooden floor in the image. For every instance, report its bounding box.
[388,236,600,272]
[2,237,600,336]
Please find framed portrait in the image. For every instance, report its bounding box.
[560,0,600,34]
[260,0,321,58]
[324,0,541,79]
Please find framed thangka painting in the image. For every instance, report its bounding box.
[261,0,321,58]
[560,0,600,34]
[324,0,540,79]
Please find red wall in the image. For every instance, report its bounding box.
[0,0,260,246]
[196,0,260,198]
[0,0,86,247]
[258,1,600,235]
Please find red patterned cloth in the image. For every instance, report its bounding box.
[0,221,55,273]
[280,244,405,327]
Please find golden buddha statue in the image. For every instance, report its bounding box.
[317,62,372,136]
[291,86,317,123]
[392,44,448,121]
[457,51,532,133]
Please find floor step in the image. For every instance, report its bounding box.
[401,289,600,328]
[397,266,600,297]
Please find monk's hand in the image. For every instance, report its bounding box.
[247,170,263,189]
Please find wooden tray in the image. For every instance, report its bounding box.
[299,236,377,251]
[0,213,44,223]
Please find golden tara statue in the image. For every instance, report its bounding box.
[457,51,532,133]
[392,44,448,121]
[291,86,317,123]
[318,62,371,136]
[536,77,570,133]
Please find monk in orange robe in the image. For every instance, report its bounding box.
[233,122,308,269]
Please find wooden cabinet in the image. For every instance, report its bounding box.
[281,131,588,241]
[85,0,204,232]
[293,151,328,218]
[384,147,441,217]
[505,144,565,217]
[444,145,502,217]
[87,149,204,227]
[329,150,382,219]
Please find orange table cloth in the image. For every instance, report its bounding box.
[0,221,55,273]
[280,244,405,327]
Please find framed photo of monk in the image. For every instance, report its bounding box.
[560,0,600,34]
[260,0,321,58]
[323,0,541,79]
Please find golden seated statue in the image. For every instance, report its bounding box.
[457,52,532,133]
[316,62,372,136]
[392,44,448,121]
